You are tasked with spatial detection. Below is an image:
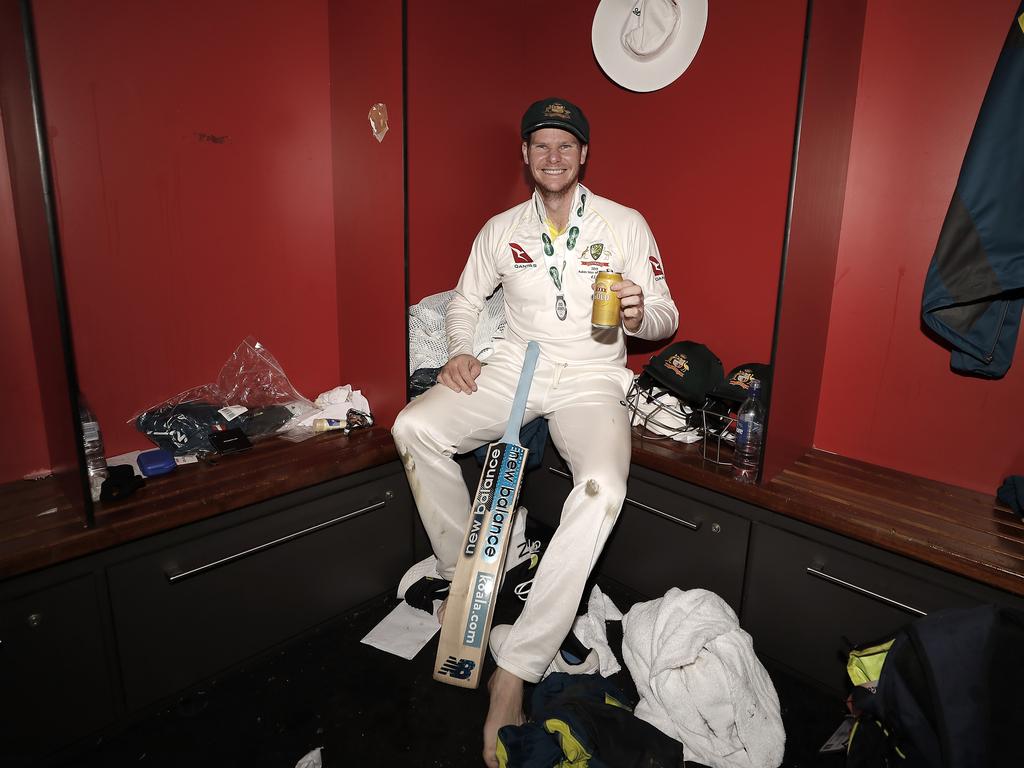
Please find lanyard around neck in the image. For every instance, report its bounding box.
[535,184,589,319]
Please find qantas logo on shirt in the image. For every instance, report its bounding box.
[649,254,665,280]
[509,243,537,269]
[510,243,532,263]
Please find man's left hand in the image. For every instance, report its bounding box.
[613,279,645,332]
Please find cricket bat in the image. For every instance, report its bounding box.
[433,340,541,688]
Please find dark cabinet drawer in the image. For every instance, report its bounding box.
[600,476,750,611]
[109,473,411,710]
[742,523,981,693]
[0,575,115,763]
[536,464,749,611]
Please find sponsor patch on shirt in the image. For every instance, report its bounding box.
[579,242,610,268]
[649,254,666,281]
[509,242,537,269]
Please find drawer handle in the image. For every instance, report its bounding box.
[625,498,700,530]
[166,499,387,583]
[805,566,926,617]
[547,468,699,531]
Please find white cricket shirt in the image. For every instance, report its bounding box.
[447,184,678,366]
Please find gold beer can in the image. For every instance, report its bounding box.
[591,272,622,328]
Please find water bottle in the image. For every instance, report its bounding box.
[79,395,108,500]
[731,379,765,484]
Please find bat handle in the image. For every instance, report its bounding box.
[501,341,540,445]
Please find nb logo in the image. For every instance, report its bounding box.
[516,538,542,559]
[438,656,476,679]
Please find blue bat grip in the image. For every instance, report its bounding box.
[501,341,540,446]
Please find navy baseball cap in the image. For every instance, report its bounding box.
[521,98,590,144]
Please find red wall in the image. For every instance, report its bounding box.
[8,0,1018,496]
[406,0,808,373]
[329,0,406,427]
[816,0,1024,493]
[30,0,340,457]
[0,116,51,481]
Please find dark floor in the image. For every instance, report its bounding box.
[45,575,851,768]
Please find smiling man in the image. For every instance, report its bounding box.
[391,97,678,768]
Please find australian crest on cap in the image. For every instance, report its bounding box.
[665,353,690,377]
[544,102,572,121]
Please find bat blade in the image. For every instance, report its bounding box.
[433,440,528,688]
[433,341,540,689]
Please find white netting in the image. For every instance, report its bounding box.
[408,288,507,373]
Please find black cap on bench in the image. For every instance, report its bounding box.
[642,340,724,407]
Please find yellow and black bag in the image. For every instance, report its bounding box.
[845,604,1024,767]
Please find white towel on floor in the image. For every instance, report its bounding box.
[622,588,785,768]
[566,584,624,677]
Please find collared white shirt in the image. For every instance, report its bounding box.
[447,184,678,366]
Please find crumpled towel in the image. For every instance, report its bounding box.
[622,588,785,768]
[297,385,371,427]
[563,584,624,677]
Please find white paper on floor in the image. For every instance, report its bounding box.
[294,746,322,768]
[360,599,441,660]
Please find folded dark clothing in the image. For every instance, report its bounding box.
[136,400,232,456]
[497,673,685,768]
[997,475,1024,517]
[239,404,294,437]
[409,367,442,397]
[473,417,549,471]
[100,464,145,502]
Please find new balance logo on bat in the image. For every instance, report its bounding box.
[437,655,476,680]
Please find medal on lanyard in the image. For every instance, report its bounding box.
[539,188,587,321]
[542,233,568,320]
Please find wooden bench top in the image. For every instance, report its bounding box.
[630,436,1024,598]
[0,426,399,581]
[3,424,1021,600]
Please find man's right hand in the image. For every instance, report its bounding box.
[438,354,482,393]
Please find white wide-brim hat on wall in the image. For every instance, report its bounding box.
[592,0,708,92]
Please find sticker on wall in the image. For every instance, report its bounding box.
[368,103,389,143]
[592,0,708,93]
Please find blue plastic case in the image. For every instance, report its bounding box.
[138,449,177,477]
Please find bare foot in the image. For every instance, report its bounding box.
[483,666,525,768]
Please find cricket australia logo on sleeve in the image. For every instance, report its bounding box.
[510,242,536,269]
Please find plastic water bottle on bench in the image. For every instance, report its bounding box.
[79,395,108,501]
[731,379,764,484]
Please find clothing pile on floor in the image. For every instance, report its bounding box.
[396,512,785,767]
[495,585,786,768]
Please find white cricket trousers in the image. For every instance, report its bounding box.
[391,340,633,684]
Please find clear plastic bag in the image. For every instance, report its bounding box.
[131,336,318,455]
